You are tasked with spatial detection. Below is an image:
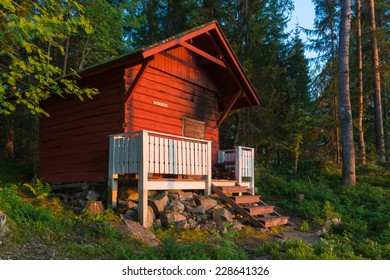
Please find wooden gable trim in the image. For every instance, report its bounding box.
[141,23,217,58]
[217,90,242,127]
[209,28,261,106]
[180,42,227,69]
[125,60,151,104]
[206,33,253,107]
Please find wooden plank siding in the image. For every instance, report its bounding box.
[39,71,125,183]
[124,46,220,164]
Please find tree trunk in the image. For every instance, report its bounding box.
[338,0,356,185]
[368,0,386,162]
[5,118,14,160]
[331,21,341,166]
[63,34,70,76]
[356,0,366,165]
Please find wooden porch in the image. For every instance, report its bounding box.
[108,130,256,227]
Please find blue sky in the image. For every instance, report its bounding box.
[287,0,316,58]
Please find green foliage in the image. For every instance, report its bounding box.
[0,0,98,115]
[256,161,389,259]
[299,220,310,232]
[21,179,52,199]
[0,187,69,240]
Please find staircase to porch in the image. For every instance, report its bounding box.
[212,180,289,228]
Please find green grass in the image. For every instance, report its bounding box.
[256,161,390,259]
[0,160,389,259]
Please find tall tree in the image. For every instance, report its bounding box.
[355,0,366,165]
[307,0,341,164]
[338,0,356,185]
[368,0,386,162]
[283,27,313,173]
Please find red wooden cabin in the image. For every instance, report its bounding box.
[39,21,262,226]
[40,21,260,183]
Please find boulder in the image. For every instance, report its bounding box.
[188,218,198,229]
[186,199,197,207]
[176,220,190,229]
[84,190,100,201]
[200,214,210,221]
[179,192,193,201]
[160,212,187,227]
[168,192,180,201]
[195,196,217,211]
[145,206,156,228]
[168,201,185,213]
[153,219,163,229]
[119,216,159,246]
[133,206,156,228]
[148,192,169,215]
[192,205,206,215]
[127,192,139,202]
[84,201,105,215]
[200,222,216,231]
[184,204,194,213]
[212,208,233,224]
[118,199,138,209]
[124,209,136,220]
[231,220,244,231]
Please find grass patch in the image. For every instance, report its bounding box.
[0,160,388,259]
[256,161,390,260]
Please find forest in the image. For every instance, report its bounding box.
[0,0,389,260]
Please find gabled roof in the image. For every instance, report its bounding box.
[76,21,261,113]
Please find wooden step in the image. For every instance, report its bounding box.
[258,216,289,227]
[231,195,260,204]
[211,180,236,187]
[244,205,275,215]
[218,186,248,194]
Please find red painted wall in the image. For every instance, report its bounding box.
[39,70,125,183]
[124,46,220,163]
[39,46,222,184]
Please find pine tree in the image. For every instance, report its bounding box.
[338,0,356,185]
[368,0,386,162]
[307,0,341,164]
[355,0,367,165]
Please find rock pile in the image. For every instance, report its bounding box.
[119,190,244,234]
[52,184,244,234]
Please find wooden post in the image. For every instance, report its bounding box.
[205,141,212,195]
[138,131,149,227]
[235,146,242,187]
[249,147,255,195]
[108,136,118,209]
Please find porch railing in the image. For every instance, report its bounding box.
[218,146,255,195]
[108,130,212,226]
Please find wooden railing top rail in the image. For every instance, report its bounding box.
[109,130,211,144]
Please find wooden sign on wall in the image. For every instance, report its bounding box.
[182,117,205,139]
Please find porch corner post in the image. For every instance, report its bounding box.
[206,141,212,196]
[138,130,149,227]
[250,147,255,195]
[235,146,242,187]
[108,136,118,209]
